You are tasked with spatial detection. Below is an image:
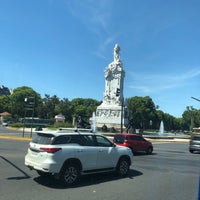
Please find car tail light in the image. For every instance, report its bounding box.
[40,147,62,153]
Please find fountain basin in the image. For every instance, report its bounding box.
[143,132,174,139]
[143,132,189,140]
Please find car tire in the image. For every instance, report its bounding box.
[146,147,153,155]
[116,157,130,177]
[189,150,194,153]
[60,163,80,186]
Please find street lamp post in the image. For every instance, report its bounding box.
[191,97,200,102]
[22,96,35,137]
[120,97,124,133]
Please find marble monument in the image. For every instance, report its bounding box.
[96,44,128,130]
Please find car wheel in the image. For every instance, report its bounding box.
[146,147,153,155]
[60,163,80,186]
[116,157,130,177]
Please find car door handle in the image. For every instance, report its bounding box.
[77,150,83,152]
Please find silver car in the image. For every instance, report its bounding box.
[189,135,200,153]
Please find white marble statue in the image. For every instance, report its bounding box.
[103,44,125,106]
[114,44,120,62]
[96,44,128,128]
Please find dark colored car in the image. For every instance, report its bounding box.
[113,133,153,154]
[189,135,200,153]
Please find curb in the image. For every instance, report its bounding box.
[0,133,190,143]
[147,138,189,143]
[0,135,32,141]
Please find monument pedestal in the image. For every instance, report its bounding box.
[96,104,128,130]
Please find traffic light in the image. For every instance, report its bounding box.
[116,88,120,96]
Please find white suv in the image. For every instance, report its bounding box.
[25,129,133,185]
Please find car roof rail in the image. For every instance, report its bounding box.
[58,127,93,134]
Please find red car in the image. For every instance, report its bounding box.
[113,133,153,154]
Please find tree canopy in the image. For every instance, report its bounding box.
[127,96,158,129]
[0,86,199,131]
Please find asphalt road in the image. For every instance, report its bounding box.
[0,125,26,136]
[0,125,20,133]
[0,136,199,200]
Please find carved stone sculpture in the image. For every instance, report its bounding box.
[103,44,125,106]
[96,44,128,130]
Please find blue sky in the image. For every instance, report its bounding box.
[0,0,200,118]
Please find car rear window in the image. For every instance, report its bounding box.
[113,135,126,144]
[32,133,55,144]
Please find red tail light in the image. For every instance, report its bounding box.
[40,147,62,153]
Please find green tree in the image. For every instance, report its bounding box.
[0,95,11,113]
[11,86,42,119]
[182,106,200,131]
[155,110,182,131]
[174,117,183,131]
[70,98,100,124]
[55,98,72,122]
[127,96,158,129]
[2,84,196,131]
[37,94,60,120]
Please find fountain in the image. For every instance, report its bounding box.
[143,120,188,139]
[143,120,173,139]
[159,120,164,135]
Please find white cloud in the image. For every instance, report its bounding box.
[127,68,200,94]
[66,0,111,32]
[65,0,119,59]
